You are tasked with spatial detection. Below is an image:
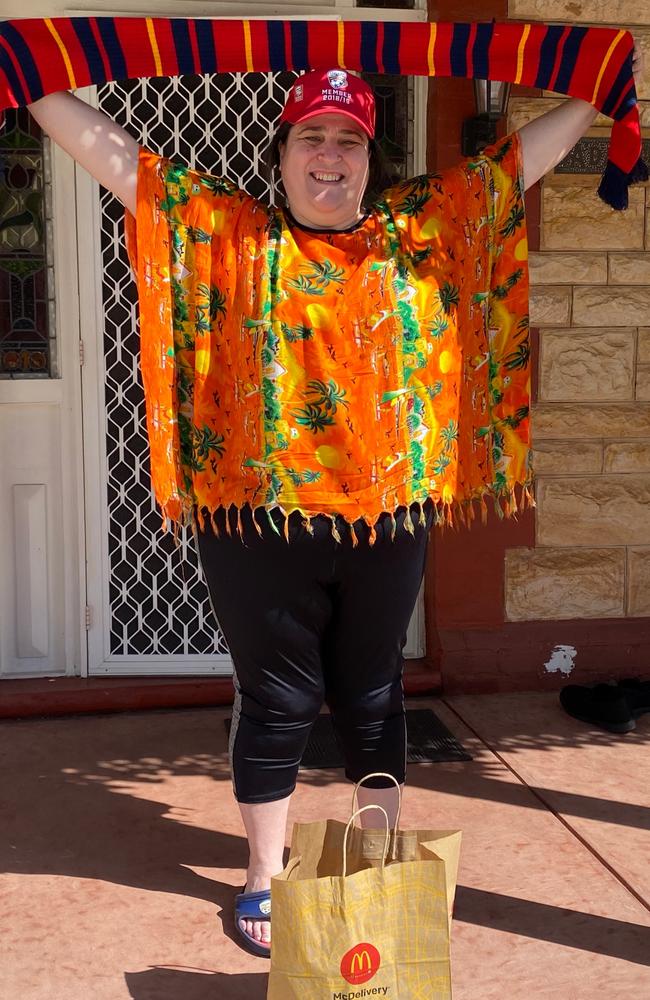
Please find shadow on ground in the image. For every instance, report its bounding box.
[1,702,649,969]
[125,966,267,999]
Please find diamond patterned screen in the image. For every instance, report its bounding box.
[96,70,411,659]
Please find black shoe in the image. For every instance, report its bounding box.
[618,678,650,719]
[559,683,636,734]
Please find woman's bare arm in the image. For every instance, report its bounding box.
[519,41,644,191]
[27,91,140,214]
[518,97,597,190]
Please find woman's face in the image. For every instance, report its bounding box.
[279,113,370,230]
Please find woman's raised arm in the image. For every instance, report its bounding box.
[27,91,140,214]
[519,40,644,191]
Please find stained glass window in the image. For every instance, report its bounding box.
[0,109,55,378]
[363,73,413,179]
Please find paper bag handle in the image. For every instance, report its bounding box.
[351,772,403,832]
[283,855,302,881]
[342,805,390,878]
[351,772,402,861]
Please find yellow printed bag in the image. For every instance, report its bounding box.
[267,774,461,1000]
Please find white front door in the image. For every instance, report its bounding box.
[0,124,85,679]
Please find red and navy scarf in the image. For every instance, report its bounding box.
[0,17,646,208]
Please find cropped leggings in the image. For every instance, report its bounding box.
[196,503,432,804]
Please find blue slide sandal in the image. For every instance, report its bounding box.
[234,887,272,957]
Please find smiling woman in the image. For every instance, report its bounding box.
[19,46,609,961]
[25,63,533,958]
[275,72,373,230]
[263,118,398,217]
[263,71,398,228]
[279,115,370,230]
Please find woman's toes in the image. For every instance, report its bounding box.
[240,918,270,945]
[255,920,270,943]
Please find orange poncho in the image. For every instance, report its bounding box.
[126,133,531,536]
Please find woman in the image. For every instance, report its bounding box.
[26,49,642,957]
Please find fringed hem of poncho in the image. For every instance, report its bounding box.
[164,481,536,546]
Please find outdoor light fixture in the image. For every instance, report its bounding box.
[461,79,511,156]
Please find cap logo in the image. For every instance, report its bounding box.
[327,70,349,89]
[280,68,374,137]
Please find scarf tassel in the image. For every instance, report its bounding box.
[598,156,649,211]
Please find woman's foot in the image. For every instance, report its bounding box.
[236,793,292,953]
[238,872,272,948]
[237,795,291,956]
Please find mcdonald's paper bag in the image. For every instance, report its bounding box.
[267,813,461,1000]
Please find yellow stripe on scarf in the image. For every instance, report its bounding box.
[45,19,77,89]
[515,24,531,85]
[145,18,163,77]
[243,21,254,72]
[427,23,437,76]
[591,29,626,105]
[338,22,346,68]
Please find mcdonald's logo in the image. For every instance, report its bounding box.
[352,952,370,976]
[340,942,381,985]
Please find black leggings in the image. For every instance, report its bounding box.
[196,503,432,804]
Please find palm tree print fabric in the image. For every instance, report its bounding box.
[125,134,530,536]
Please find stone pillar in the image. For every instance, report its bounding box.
[429,1,650,693]
[506,0,650,625]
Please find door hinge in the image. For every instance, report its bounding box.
[84,605,92,630]
[79,339,85,366]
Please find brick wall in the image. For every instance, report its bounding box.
[504,0,650,624]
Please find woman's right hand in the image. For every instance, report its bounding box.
[28,91,140,214]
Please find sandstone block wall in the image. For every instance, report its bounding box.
[505,2,650,622]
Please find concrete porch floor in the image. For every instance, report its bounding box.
[1,692,649,999]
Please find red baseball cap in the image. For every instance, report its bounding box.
[279,69,375,138]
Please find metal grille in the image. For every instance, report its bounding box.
[555,136,650,175]
[97,70,412,659]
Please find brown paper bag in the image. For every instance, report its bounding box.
[267,773,461,1000]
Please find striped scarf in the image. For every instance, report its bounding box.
[0,17,646,208]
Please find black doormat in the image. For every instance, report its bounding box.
[224,708,471,767]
